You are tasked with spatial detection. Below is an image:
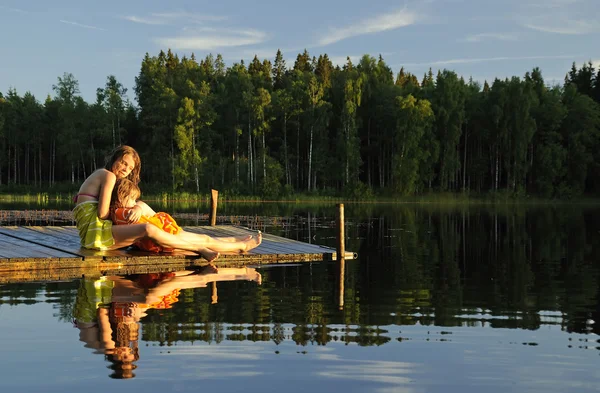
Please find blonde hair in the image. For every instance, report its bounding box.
[111,178,141,210]
[105,145,141,185]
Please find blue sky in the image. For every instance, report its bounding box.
[1,0,598,103]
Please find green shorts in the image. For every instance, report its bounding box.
[73,201,115,250]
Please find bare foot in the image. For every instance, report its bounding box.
[243,231,262,252]
[199,248,220,262]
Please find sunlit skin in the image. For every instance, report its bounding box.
[112,154,135,180]
[75,154,137,220]
[74,147,262,258]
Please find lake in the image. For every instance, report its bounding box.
[0,202,599,392]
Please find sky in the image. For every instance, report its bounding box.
[1,0,599,103]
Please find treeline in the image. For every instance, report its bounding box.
[1,50,599,198]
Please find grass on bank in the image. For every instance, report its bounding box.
[1,183,599,206]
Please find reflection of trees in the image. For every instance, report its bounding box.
[0,281,79,323]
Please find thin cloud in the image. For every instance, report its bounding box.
[402,54,578,67]
[462,33,518,43]
[523,18,598,34]
[122,16,166,25]
[59,20,105,31]
[182,26,219,33]
[121,11,226,25]
[317,8,417,46]
[0,5,28,13]
[517,0,598,35]
[154,29,267,50]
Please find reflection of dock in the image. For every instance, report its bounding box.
[0,225,357,283]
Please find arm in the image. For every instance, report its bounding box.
[128,200,154,223]
[127,204,143,223]
[97,171,117,220]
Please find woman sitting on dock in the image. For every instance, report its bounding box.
[72,145,261,261]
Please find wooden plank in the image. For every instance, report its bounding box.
[0,227,103,260]
[0,226,194,261]
[0,232,79,259]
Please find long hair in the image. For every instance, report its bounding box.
[111,178,141,210]
[105,145,141,185]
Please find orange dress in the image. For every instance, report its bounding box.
[111,208,182,253]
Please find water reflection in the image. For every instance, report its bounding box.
[72,266,262,378]
[1,204,600,390]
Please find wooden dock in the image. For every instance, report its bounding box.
[0,225,357,284]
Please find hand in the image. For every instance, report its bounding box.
[127,205,143,223]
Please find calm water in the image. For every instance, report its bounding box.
[1,202,600,392]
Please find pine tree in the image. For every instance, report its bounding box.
[272,49,287,90]
[293,49,312,73]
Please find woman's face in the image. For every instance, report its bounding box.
[113,154,135,179]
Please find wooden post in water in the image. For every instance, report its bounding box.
[209,189,218,226]
[211,282,218,304]
[337,203,345,309]
[336,203,345,260]
[338,258,345,310]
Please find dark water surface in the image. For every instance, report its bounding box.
[1,202,599,392]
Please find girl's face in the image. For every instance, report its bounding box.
[113,154,135,179]
[125,194,138,208]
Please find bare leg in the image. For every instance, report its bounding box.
[110,224,206,254]
[175,230,252,244]
[175,230,262,253]
[214,234,253,242]
[110,224,260,256]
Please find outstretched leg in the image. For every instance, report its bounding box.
[111,224,204,255]
[175,230,262,253]
[110,224,260,256]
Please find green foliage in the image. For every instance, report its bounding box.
[2,52,600,200]
[343,180,374,200]
[392,94,434,195]
[260,156,284,198]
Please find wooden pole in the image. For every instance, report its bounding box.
[209,189,218,226]
[338,258,345,310]
[336,203,345,260]
[211,282,218,304]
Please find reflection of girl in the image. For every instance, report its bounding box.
[73,267,262,379]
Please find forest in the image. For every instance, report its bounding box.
[1,50,599,199]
